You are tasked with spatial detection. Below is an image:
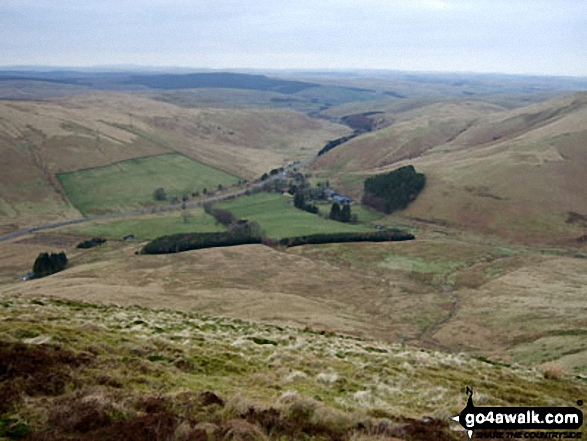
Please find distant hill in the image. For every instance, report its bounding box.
[125,72,318,94]
[0,70,379,105]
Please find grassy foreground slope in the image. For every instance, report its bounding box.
[1,294,585,440]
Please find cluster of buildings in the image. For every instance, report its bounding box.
[323,188,352,205]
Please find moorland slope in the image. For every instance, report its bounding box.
[313,93,587,244]
[0,293,585,440]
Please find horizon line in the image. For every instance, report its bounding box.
[0,65,586,80]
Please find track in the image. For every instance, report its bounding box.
[0,165,300,243]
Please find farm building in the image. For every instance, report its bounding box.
[332,194,352,204]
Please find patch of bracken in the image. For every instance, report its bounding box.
[0,341,92,413]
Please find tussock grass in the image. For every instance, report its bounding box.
[0,294,585,439]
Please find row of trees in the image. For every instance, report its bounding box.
[277,231,414,247]
[141,231,263,254]
[362,165,426,214]
[293,192,319,214]
[76,238,106,249]
[317,133,358,156]
[32,252,67,278]
[204,203,264,239]
[142,229,415,255]
[260,167,285,181]
[204,204,238,226]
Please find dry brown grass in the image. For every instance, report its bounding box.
[433,255,587,358]
[2,230,585,374]
[315,93,587,245]
[0,240,446,342]
[541,362,566,380]
[0,92,350,232]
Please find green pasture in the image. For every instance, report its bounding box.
[57,153,240,215]
[216,192,373,239]
[64,209,225,240]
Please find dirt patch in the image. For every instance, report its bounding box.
[566,211,587,225]
[391,417,461,441]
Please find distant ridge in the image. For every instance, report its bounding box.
[0,71,320,94]
[124,72,318,94]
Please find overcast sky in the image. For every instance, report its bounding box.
[1,0,586,76]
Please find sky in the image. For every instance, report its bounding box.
[1,0,586,76]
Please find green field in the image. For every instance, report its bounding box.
[64,209,225,240]
[217,192,374,239]
[313,200,385,224]
[57,153,240,215]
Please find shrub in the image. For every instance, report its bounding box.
[153,187,167,201]
[329,203,341,220]
[77,238,107,249]
[542,363,565,380]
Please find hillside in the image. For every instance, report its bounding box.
[313,100,506,174]
[1,79,586,440]
[312,93,587,245]
[0,93,350,233]
[0,294,585,440]
[2,230,586,376]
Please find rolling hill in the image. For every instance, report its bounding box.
[0,93,350,233]
[313,93,587,245]
[2,76,587,440]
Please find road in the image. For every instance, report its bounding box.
[0,110,360,245]
[0,163,301,243]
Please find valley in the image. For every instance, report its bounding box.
[0,70,586,440]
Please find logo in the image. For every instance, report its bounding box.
[451,387,583,439]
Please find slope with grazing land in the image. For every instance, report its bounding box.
[57,153,240,215]
[0,236,455,344]
[62,208,226,240]
[0,92,351,233]
[215,193,373,239]
[2,227,586,376]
